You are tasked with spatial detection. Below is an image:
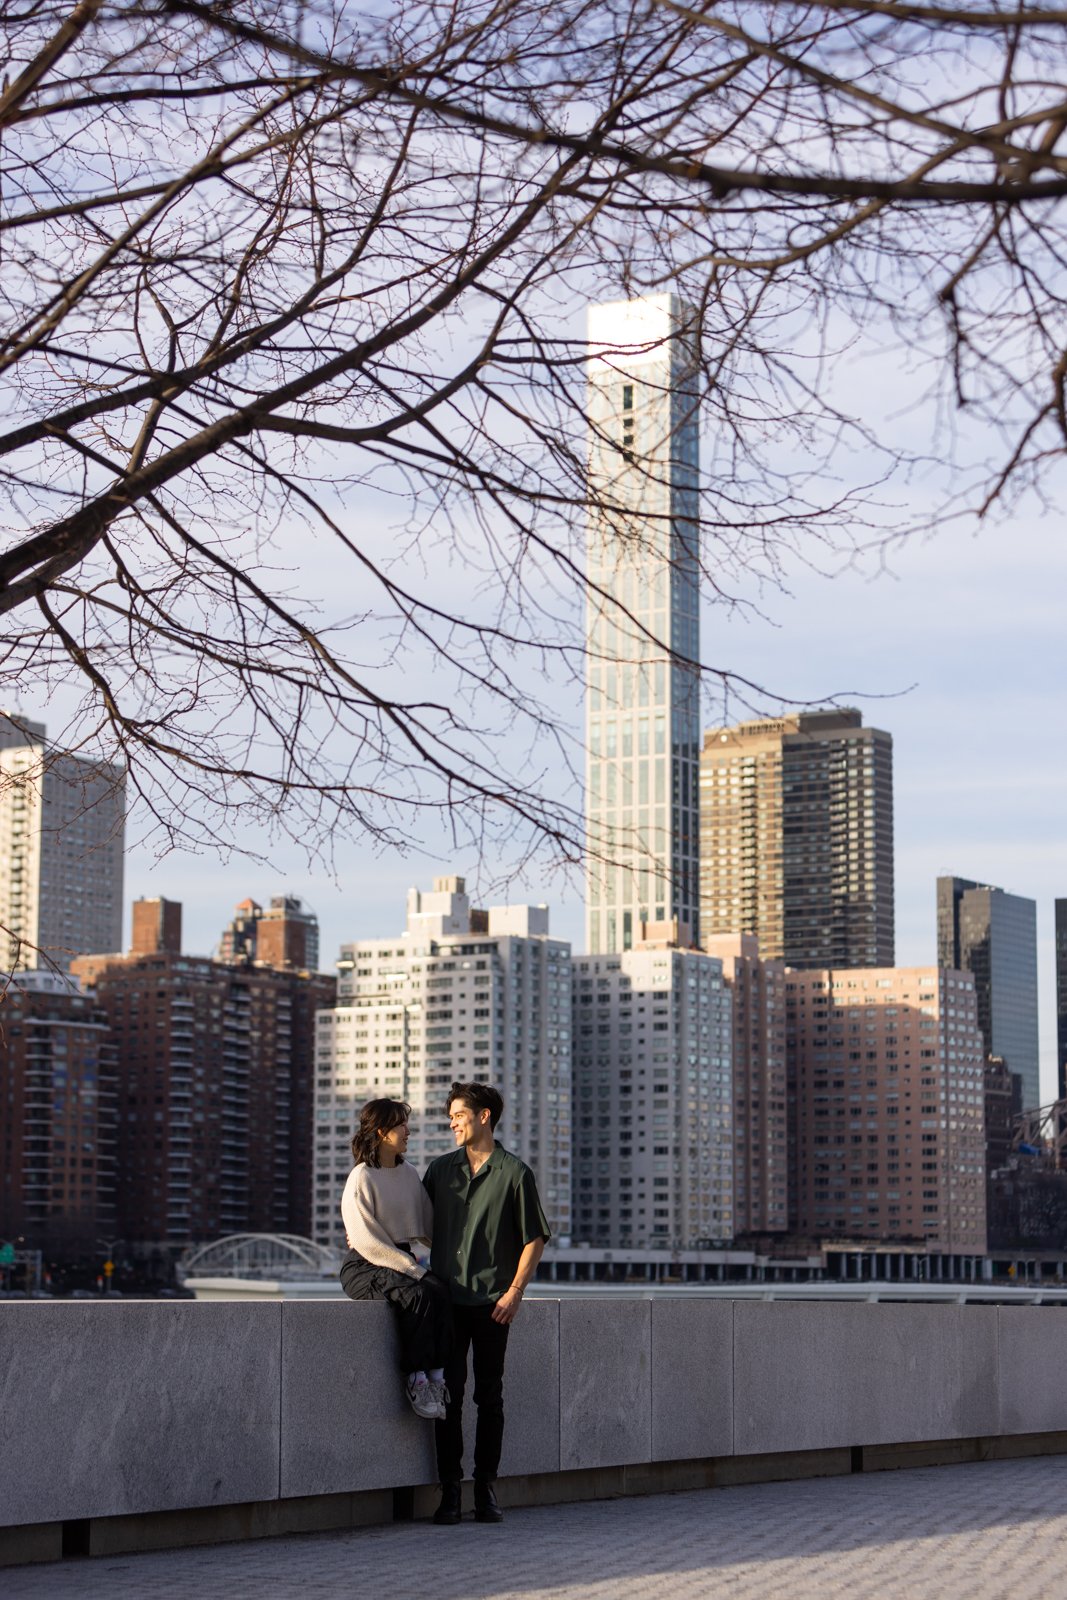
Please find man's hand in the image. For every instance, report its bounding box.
[491,1286,524,1325]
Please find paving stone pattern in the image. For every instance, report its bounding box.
[7,1458,1066,1599]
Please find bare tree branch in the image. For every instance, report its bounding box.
[1,0,1065,876]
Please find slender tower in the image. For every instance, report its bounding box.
[584,296,701,954]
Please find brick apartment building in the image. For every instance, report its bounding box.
[73,899,334,1250]
[219,896,320,972]
[0,971,117,1255]
[787,966,987,1252]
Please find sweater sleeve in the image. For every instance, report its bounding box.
[342,1167,425,1279]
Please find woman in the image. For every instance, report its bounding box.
[339,1098,451,1419]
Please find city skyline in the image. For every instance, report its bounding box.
[15,319,1065,1096]
[13,286,1033,1265]
[0,867,1047,1260]
[116,500,1066,1104]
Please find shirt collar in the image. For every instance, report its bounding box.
[460,1139,501,1182]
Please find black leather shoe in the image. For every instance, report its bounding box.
[432,1482,463,1525]
[474,1480,504,1524]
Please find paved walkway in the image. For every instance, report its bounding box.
[7,1458,1066,1599]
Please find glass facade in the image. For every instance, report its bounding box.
[585,296,700,954]
[936,876,1040,1109]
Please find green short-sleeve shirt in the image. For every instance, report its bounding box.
[423,1142,550,1307]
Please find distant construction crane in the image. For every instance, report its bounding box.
[1012,1100,1067,1171]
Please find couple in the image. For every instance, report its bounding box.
[339,1080,549,1526]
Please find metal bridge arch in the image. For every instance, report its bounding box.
[178,1233,340,1281]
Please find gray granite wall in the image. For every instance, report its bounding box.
[1,1299,1063,1529]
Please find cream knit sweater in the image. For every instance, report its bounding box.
[340,1161,433,1280]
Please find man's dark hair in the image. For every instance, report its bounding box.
[448,1081,504,1130]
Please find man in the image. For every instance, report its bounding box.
[423,1081,549,1525]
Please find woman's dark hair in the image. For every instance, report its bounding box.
[352,1098,412,1167]
[447,1081,504,1130]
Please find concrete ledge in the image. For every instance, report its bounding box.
[0,1524,62,1569]
[72,1489,397,1559]
[560,1299,650,1470]
[997,1308,1067,1435]
[0,1303,281,1525]
[733,1302,998,1455]
[280,1301,435,1497]
[497,1296,562,1478]
[3,1298,1067,1564]
[651,1297,732,1461]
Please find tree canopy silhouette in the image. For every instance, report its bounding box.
[3,0,1065,865]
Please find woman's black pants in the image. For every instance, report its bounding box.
[340,1250,452,1374]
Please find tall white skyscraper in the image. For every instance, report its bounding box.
[572,936,733,1249]
[585,295,701,954]
[312,875,572,1249]
[0,713,125,972]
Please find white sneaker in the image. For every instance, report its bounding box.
[427,1379,450,1420]
[405,1376,439,1420]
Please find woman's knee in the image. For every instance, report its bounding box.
[419,1270,451,1306]
[340,1266,379,1302]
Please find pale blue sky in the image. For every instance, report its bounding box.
[126,482,1067,1101]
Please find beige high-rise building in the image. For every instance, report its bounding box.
[313,876,572,1249]
[699,709,893,969]
[787,966,986,1252]
[705,934,789,1237]
[572,930,734,1249]
[0,713,125,972]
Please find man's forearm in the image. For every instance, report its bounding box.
[510,1236,545,1294]
[491,1238,545,1324]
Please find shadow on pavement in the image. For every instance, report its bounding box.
[8,1457,1067,1599]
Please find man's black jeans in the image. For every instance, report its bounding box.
[435,1303,510,1484]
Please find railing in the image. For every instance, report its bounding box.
[525,1280,1067,1304]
